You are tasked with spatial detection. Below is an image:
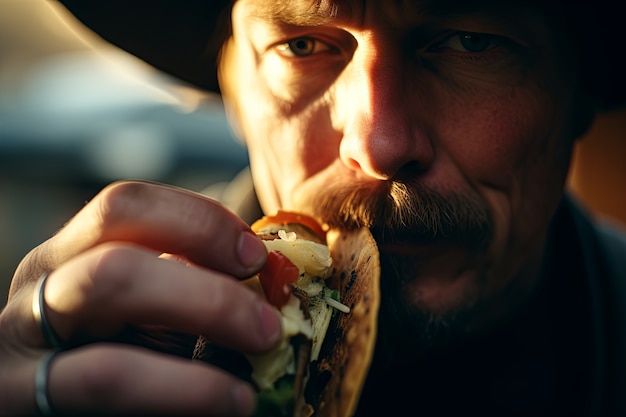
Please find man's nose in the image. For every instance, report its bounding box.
[337,43,434,180]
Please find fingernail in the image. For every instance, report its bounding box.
[232,383,255,416]
[258,302,282,346]
[237,231,267,270]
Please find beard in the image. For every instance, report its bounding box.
[299,177,494,362]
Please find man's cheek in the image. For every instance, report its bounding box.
[449,106,549,188]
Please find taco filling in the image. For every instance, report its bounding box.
[248,213,349,416]
[193,211,380,417]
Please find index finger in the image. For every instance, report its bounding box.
[12,181,267,294]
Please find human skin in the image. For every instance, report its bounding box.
[1,182,278,416]
[220,0,594,349]
[0,0,597,415]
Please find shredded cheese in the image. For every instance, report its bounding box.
[324,296,351,313]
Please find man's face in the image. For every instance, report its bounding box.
[220,0,589,350]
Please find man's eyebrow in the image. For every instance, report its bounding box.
[244,0,537,26]
[246,0,346,26]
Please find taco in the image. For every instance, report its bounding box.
[193,211,380,417]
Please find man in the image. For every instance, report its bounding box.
[1,0,625,416]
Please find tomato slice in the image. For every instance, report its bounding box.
[251,210,326,241]
[258,251,300,308]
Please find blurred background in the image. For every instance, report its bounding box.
[0,1,249,301]
[1,1,625,303]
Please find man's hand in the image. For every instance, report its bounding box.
[0,181,281,416]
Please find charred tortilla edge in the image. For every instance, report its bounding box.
[316,227,380,417]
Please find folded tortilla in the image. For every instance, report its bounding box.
[193,217,380,417]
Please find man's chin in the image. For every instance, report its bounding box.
[401,273,480,317]
[376,250,483,362]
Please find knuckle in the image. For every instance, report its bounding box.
[87,244,144,300]
[203,278,260,331]
[166,196,230,248]
[96,181,150,225]
[201,275,232,316]
[76,347,129,406]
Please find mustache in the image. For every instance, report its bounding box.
[304,178,494,250]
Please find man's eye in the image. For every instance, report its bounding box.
[276,37,330,57]
[429,32,500,53]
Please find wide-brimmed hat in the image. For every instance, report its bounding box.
[58,0,233,93]
[58,0,624,109]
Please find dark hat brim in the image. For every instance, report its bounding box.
[57,0,624,109]
[58,0,233,93]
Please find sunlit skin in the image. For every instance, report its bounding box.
[0,2,609,415]
[220,0,593,353]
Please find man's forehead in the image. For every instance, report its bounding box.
[242,0,353,26]
[238,0,559,27]
[242,0,457,21]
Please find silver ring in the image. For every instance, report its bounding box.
[32,272,64,348]
[35,350,59,416]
